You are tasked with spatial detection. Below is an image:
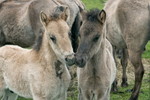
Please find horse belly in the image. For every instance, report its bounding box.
[4,22,35,47]
[106,14,126,48]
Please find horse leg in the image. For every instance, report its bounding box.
[32,96,47,100]
[111,46,118,92]
[121,48,128,87]
[128,50,144,100]
[79,89,92,100]
[78,87,84,100]
[97,88,111,100]
[58,91,67,100]
[1,89,18,100]
[111,78,118,92]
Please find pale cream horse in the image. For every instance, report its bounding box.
[0,6,74,100]
[75,9,116,100]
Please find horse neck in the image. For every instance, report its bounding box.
[34,33,57,65]
[91,28,107,66]
[95,38,106,61]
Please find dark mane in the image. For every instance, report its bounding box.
[33,28,44,51]
[50,6,66,21]
[86,8,101,22]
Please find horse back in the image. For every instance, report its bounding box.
[117,0,150,51]
[0,45,29,61]
[0,1,36,47]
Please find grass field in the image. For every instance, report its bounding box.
[18,0,150,100]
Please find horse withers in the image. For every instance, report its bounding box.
[0,6,74,100]
[75,9,116,100]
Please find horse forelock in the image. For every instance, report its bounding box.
[50,6,67,21]
[85,9,101,22]
[50,12,62,21]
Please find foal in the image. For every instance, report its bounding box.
[0,6,74,100]
[75,9,116,100]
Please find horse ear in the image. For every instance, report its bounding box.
[40,11,49,25]
[98,10,106,24]
[60,6,69,21]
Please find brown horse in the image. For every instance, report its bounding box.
[0,0,84,51]
[104,0,150,99]
[0,6,74,100]
[75,9,116,100]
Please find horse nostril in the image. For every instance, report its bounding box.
[75,57,86,68]
[65,55,75,66]
[65,57,69,62]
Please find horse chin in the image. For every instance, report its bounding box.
[75,59,86,68]
[75,55,88,68]
[76,62,86,68]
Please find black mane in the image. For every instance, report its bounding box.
[50,6,66,20]
[86,8,101,22]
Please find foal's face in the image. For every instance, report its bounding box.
[47,20,74,63]
[40,10,74,65]
[75,9,106,68]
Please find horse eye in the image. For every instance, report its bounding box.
[50,35,56,43]
[93,35,100,42]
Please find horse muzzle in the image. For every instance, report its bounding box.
[65,53,75,66]
[75,54,87,68]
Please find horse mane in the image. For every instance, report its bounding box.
[32,28,44,51]
[50,6,67,21]
[86,8,101,22]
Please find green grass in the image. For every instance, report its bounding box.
[17,0,150,100]
[142,42,150,58]
[110,73,150,100]
[82,0,105,9]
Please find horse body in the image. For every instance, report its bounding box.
[77,39,116,100]
[105,0,150,49]
[104,0,150,99]
[0,45,70,99]
[75,9,116,100]
[0,0,84,50]
[0,6,74,100]
[0,0,57,47]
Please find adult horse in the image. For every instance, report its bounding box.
[0,6,74,100]
[104,0,150,99]
[0,0,84,51]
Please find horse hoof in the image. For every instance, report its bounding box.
[121,82,128,87]
[129,95,138,100]
[111,87,118,93]
[125,89,133,93]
